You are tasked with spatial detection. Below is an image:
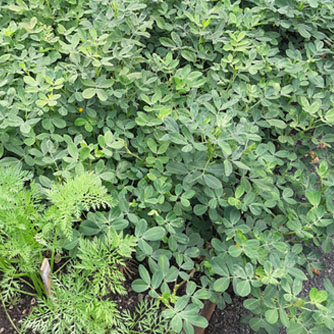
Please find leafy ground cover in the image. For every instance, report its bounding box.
[1,0,334,333]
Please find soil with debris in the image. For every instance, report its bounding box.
[301,248,334,295]
[0,294,35,334]
[206,295,251,334]
[108,279,141,314]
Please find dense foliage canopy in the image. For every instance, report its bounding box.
[1,0,334,333]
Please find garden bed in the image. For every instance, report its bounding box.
[2,248,334,334]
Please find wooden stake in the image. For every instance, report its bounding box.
[40,258,51,296]
[194,301,216,334]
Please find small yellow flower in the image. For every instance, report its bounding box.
[79,108,83,113]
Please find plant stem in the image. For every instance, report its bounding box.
[18,277,35,291]
[173,268,196,295]
[12,288,37,297]
[30,272,44,297]
[54,258,72,274]
[50,229,59,272]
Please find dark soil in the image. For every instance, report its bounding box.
[302,249,334,295]
[0,294,35,334]
[109,279,141,314]
[206,295,251,334]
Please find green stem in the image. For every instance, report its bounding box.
[12,288,37,297]
[18,277,35,291]
[54,258,72,275]
[173,268,196,295]
[12,273,30,278]
[123,140,141,160]
[50,229,59,272]
[29,272,44,297]
[45,0,51,13]
[226,69,237,92]
[95,66,100,78]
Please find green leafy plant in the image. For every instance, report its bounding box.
[24,281,173,334]
[2,0,334,333]
[0,168,113,303]
[0,165,45,301]
[76,228,137,295]
[46,172,113,240]
[22,233,166,334]
[22,270,121,334]
[118,298,173,334]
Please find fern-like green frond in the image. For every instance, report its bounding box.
[118,298,173,334]
[22,270,121,334]
[47,172,114,239]
[0,166,45,303]
[76,229,137,296]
